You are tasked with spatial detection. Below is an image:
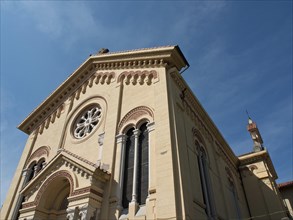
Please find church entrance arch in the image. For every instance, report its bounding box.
[34,176,71,220]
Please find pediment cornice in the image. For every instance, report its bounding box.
[18,45,188,134]
[21,149,110,195]
[238,150,277,179]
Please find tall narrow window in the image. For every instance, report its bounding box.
[197,144,215,218]
[137,123,149,205]
[226,169,241,219]
[122,128,135,209]
[121,122,150,209]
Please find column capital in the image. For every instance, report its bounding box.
[147,122,155,132]
[133,129,141,137]
[116,134,127,144]
[22,168,29,177]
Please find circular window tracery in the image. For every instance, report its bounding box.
[73,105,102,139]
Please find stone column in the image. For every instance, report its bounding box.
[146,122,155,198]
[11,168,32,220]
[131,129,141,203]
[33,162,42,178]
[115,134,127,209]
[129,129,141,217]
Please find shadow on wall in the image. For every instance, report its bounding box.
[240,167,291,220]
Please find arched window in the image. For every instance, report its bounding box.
[27,161,36,183]
[122,128,135,209]
[137,123,149,205]
[226,168,241,219]
[121,122,149,209]
[196,142,215,218]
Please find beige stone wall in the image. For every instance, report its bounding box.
[1,131,38,220]
[240,158,287,220]
[2,46,288,220]
[166,68,251,220]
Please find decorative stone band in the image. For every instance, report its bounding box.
[60,148,110,175]
[71,186,103,198]
[94,59,166,70]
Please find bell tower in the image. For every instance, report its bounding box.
[247,117,264,152]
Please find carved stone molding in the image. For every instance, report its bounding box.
[118,106,154,133]
[192,127,207,147]
[26,146,51,167]
[19,64,110,134]
[22,170,74,208]
[95,58,166,71]
[94,72,115,85]
[38,103,65,135]
[19,46,184,135]
[118,70,158,85]
[71,186,103,198]
[35,170,74,205]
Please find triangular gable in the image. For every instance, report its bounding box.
[18,45,188,134]
[21,149,109,196]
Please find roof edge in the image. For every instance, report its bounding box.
[18,45,189,134]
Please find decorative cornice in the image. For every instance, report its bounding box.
[238,150,278,179]
[60,148,109,175]
[18,46,188,135]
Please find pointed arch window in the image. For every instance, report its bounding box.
[196,141,216,218]
[226,168,241,219]
[121,122,149,209]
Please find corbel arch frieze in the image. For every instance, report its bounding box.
[117,70,158,85]
[26,146,51,167]
[118,106,154,134]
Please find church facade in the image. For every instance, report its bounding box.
[1,46,289,220]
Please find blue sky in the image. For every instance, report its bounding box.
[1,1,292,205]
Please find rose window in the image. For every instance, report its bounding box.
[73,105,102,139]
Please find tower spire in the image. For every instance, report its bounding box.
[247,117,264,152]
